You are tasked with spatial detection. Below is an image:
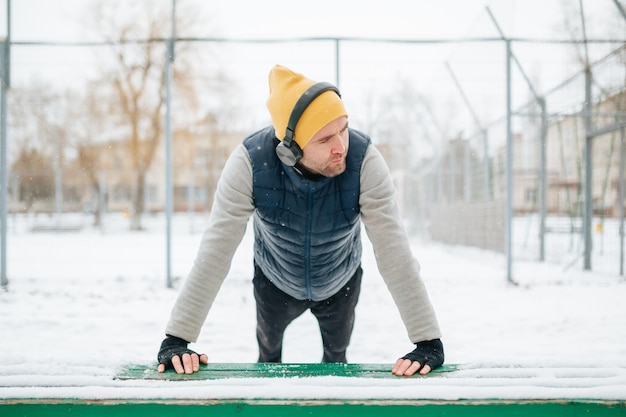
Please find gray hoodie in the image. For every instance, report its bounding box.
[165,140,442,346]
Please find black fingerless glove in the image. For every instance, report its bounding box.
[401,338,445,371]
[157,335,198,370]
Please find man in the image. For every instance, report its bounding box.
[157,65,444,377]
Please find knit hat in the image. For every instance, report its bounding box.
[266,65,347,149]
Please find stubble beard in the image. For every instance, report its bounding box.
[319,156,347,177]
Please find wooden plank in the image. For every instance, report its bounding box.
[107,363,626,403]
[115,362,459,381]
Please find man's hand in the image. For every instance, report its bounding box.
[392,338,444,376]
[157,335,209,374]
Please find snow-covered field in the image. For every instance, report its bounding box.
[1,213,625,400]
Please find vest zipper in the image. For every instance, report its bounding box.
[304,183,314,300]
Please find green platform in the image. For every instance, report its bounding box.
[116,362,458,380]
[2,363,624,417]
[3,400,624,417]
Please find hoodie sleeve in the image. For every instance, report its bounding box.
[165,144,255,342]
[359,145,442,343]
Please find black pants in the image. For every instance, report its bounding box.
[253,263,362,363]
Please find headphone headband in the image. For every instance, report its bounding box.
[276,82,341,167]
[283,82,341,146]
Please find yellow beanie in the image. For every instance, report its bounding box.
[266,65,347,150]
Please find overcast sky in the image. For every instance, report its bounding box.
[1,0,623,135]
[4,0,622,89]
[4,0,622,41]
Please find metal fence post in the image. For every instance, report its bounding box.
[505,39,514,284]
[0,0,10,288]
[583,66,593,271]
[334,39,340,90]
[613,0,626,278]
[464,139,471,202]
[0,47,7,288]
[534,104,548,262]
[165,0,176,288]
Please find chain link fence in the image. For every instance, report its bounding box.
[2,32,625,279]
[420,43,626,277]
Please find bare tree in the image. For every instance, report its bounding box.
[86,0,205,230]
[72,81,112,226]
[9,83,77,212]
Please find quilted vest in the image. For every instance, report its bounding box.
[243,125,371,301]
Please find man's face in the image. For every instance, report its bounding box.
[298,116,349,178]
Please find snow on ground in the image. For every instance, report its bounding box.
[1,213,625,400]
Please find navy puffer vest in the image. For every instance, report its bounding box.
[243,126,371,301]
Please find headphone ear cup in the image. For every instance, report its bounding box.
[276,141,303,166]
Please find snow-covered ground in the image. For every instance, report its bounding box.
[1,213,625,400]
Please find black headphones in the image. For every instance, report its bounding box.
[275,82,341,166]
